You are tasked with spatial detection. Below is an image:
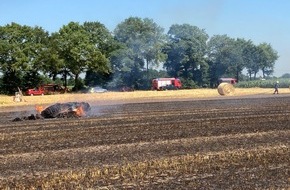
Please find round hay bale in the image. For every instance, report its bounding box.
[217,82,235,95]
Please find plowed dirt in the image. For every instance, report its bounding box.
[0,94,289,189]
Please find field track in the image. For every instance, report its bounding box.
[0,94,289,189]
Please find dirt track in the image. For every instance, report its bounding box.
[0,95,289,189]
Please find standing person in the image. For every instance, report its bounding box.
[273,81,279,94]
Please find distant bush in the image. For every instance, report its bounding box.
[236,78,290,88]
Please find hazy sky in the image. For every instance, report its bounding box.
[1,0,289,76]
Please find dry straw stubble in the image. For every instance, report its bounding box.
[217,82,235,96]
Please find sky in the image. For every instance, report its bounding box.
[1,0,289,77]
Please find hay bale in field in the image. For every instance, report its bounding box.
[41,102,91,118]
[217,82,235,96]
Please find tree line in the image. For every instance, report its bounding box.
[0,17,279,94]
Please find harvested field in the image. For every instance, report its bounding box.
[0,93,289,189]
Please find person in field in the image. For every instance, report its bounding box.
[273,81,279,94]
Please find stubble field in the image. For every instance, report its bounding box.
[0,88,289,189]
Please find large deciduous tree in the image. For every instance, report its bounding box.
[207,35,232,86]
[37,34,65,81]
[207,35,248,86]
[113,17,166,89]
[54,22,109,91]
[164,24,209,88]
[242,40,263,80]
[257,43,278,78]
[208,35,278,84]
[82,21,118,87]
[0,22,49,94]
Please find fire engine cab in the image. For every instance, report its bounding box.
[218,78,237,85]
[152,78,182,90]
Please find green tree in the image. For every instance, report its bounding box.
[281,73,290,78]
[0,22,49,94]
[109,47,145,89]
[82,21,118,87]
[207,35,232,86]
[54,22,109,91]
[113,17,166,89]
[242,40,263,80]
[164,24,209,87]
[36,34,65,81]
[226,38,248,82]
[257,43,278,78]
[207,35,247,86]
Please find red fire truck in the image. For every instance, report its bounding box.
[218,78,237,85]
[152,78,182,90]
[25,84,65,96]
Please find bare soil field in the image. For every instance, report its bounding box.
[0,89,289,189]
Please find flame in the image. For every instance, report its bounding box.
[35,105,44,114]
[75,106,85,116]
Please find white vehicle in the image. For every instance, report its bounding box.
[89,86,108,93]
